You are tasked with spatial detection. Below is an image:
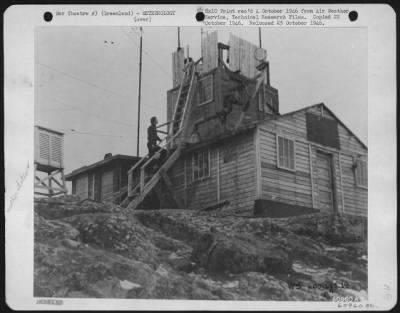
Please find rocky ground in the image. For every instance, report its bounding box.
[34,196,367,300]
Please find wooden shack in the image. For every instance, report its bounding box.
[124,31,367,218]
[66,154,141,204]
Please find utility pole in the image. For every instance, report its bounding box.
[178,27,181,49]
[136,27,143,157]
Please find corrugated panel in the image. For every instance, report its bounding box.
[228,34,266,78]
[201,30,218,72]
[172,48,185,87]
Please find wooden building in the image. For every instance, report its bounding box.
[66,154,141,204]
[125,31,367,218]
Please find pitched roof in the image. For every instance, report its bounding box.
[275,103,367,150]
[65,154,141,180]
[186,102,367,151]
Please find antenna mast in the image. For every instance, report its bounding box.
[178,27,181,49]
[136,27,143,157]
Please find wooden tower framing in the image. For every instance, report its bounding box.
[34,126,68,197]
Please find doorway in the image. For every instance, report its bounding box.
[316,151,336,212]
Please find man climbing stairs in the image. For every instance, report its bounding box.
[122,59,200,210]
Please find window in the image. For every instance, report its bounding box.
[193,150,210,181]
[276,136,296,171]
[354,159,368,188]
[197,75,213,105]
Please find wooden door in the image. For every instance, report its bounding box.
[316,152,335,212]
[75,174,88,199]
[101,170,113,202]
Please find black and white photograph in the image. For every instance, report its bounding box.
[4,4,396,310]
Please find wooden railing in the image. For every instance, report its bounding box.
[125,58,201,208]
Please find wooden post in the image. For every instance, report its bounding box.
[136,27,143,157]
[255,127,261,199]
[184,157,187,207]
[216,147,220,202]
[48,172,53,197]
[308,144,315,208]
[338,152,345,214]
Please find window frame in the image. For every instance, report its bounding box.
[354,158,368,189]
[197,74,214,106]
[276,135,297,172]
[192,149,211,182]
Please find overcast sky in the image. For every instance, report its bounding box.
[35,26,367,174]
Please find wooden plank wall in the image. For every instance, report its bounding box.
[228,34,266,78]
[201,31,218,73]
[258,126,314,208]
[219,132,257,213]
[257,105,367,217]
[168,130,256,212]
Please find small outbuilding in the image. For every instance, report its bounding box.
[65,154,141,204]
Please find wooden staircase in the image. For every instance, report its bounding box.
[123,60,199,210]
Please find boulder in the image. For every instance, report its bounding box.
[191,232,292,274]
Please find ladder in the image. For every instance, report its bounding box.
[170,61,198,137]
[123,60,199,210]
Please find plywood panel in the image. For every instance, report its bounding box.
[201,31,218,73]
[172,48,185,87]
[229,34,266,78]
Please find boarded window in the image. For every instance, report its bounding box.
[306,112,340,149]
[193,150,210,181]
[277,136,295,170]
[197,75,213,105]
[354,159,368,188]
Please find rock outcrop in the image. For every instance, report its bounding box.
[34,196,367,300]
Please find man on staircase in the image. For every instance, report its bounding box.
[147,116,162,158]
[147,116,168,175]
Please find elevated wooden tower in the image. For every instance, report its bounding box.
[34,126,68,197]
[123,30,279,210]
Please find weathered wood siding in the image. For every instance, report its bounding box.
[168,130,256,212]
[219,132,257,213]
[257,104,367,217]
[258,126,314,208]
[166,67,278,144]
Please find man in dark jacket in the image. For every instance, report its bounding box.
[147,116,161,157]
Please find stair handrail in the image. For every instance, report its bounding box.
[178,64,198,131]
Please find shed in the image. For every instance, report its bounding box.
[66,154,141,204]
